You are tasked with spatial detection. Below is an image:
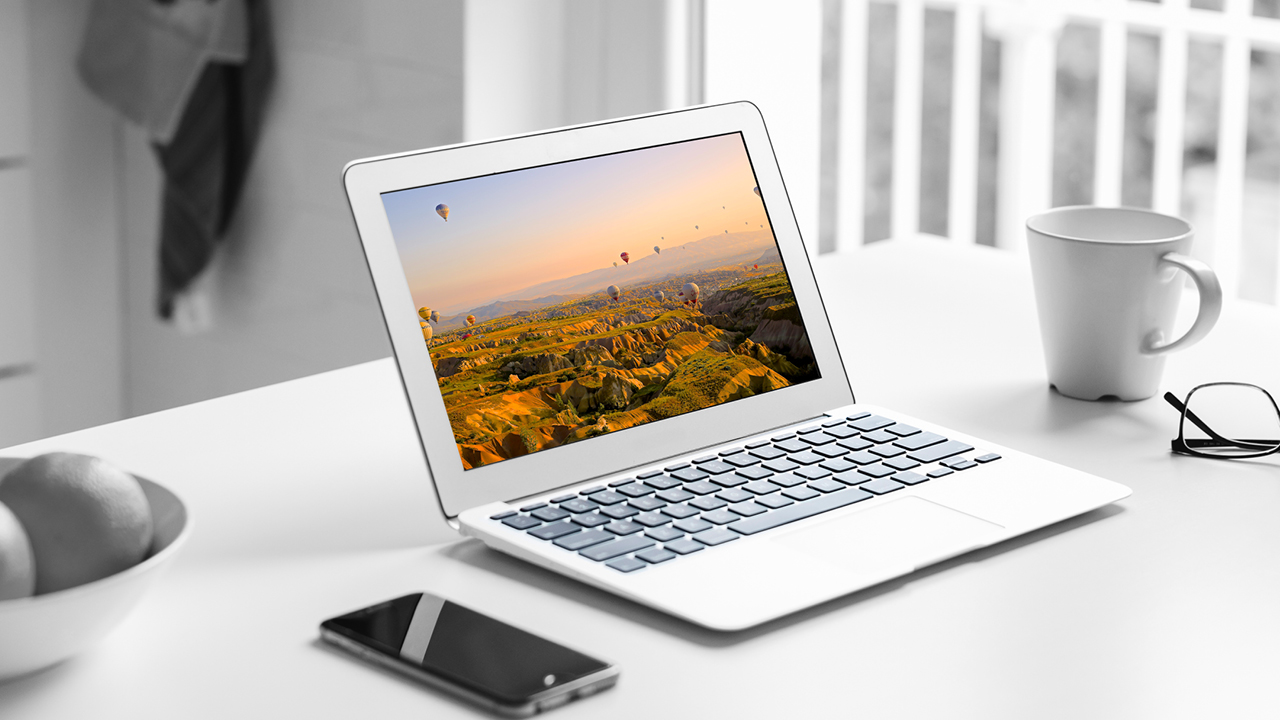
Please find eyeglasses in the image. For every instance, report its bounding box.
[1163,382,1280,459]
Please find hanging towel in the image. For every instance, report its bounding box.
[79,0,272,319]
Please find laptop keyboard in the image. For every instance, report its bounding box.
[489,412,1001,573]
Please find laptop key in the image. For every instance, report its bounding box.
[928,467,955,478]
[749,446,787,460]
[975,452,1002,463]
[690,496,727,511]
[646,526,684,542]
[502,515,541,530]
[550,494,577,503]
[636,469,664,479]
[662,505,700,520]
[862,429,896,444]
[692,455,718,464]
[824,424,859,439]
[860,478,904,495]
[769,472,806,488]
[665,538,705,555]
[581,535,654,562]
[698,460,737,475]
[554,529,611,550]
[844,450,880,465]
[895,431,946,451]
[712,474,749,488]
[762,458,800,473]
[884,457,921,471]
[851,415,895,432]
[590,490,626,505]
[746,439,771,449]
[948,459,979,471]
[573,512,610,528]
[529,521,580,540]
[771,432,796,442]
[701,509,739,525]
[531,506,570,522]
[674,518,713,533]
[886,423,921,437]
[664,462,691,472]
[724,454,760,468]
[870,445,906,458]
[820,458,857,474]
[729,502,767,517]
[789,451,826,466]
[605,520,645,535]
[858,463,896,478]
[736,466,772,481]
[782,486,819,501]
[797,426,823,435]
[520,502,547,512]
[728,487,872,535]
[657,488,694,503]
[775,438,809,454]
[717,488,754,504]
[632,512,671,528]
[671,467,710,482]
[616,481,655,499]
[719,448,745,457]
[846,411,871,421]
[490,510,516,520]
[581,485,606,495]
[599,504,639,519]
[693,528,741,546]
[606,556,647,573]
[892,471,929,485]
[608,479,634,487]
[833,470,870,486]
[684,480,720,495]
[907,440,974,464]
[629,496,666,512]
[644,476,681,490]
[795,467,831,480]
[838,437,874,452]
[800,432,838,446]
[756,494,794,509]
[813,445,849,459]
[559,498,599,514]
[822,418,846,427]
[744,480,782,495]
[637,547,677,564]
[808,478,845,494]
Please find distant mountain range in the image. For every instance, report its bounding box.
[436,294,583,332]
[491,230,777,305]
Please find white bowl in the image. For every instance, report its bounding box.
[0,456,191,681]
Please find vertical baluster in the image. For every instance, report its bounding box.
[891,0,924,239]
[835,0,869,251]
[1215,0,1252,299]
[1094,3,1127,207]
[948,2,982,244]
[1153,0,1189,217]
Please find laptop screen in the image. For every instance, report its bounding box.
[381,132,819,471]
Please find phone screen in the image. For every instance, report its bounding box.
[322,593,612,706]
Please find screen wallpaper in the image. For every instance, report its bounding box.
[383,133,818,471]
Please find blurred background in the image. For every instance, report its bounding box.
[3,0,1279,448]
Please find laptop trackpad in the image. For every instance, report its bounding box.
[771,496,1004,574]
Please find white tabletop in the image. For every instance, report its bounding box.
[3,237,1278,719]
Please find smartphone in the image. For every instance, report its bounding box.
[319,592,619,717]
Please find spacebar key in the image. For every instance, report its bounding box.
[728,488,872,535]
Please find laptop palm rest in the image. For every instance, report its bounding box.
[771,496,1004,574]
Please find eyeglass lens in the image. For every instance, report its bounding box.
[1182,384,1280,457]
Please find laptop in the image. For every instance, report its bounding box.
[343,102,1131,631]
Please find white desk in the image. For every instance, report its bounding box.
[3,237,1278,719]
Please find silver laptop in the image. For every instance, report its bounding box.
[343,102,1130,631]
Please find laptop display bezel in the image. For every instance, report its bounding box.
[343,102,854,519]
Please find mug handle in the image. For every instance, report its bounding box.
[1141,252,1223,355]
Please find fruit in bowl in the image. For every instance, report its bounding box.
[0,454,190,680]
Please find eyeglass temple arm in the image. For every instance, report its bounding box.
[1162,391,1235,444]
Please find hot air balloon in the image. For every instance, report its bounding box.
[466,315,476,326]
[435,204,450,222]
[695,225,699,230]
[462,333,471,340]
[654,245,661,254]
[620,252,630,264]
[753,264,758,269]
[606,285,621,302]
[753,186,760,197]
[420,321,433,342]
[418,306,431,321]
[722,206,725,209]
[430,310,440,323]
[653,290,665,302]
[682,282,700,307]
[613,262,617,267]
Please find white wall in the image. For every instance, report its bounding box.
[117,0,465,417]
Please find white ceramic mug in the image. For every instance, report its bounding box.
[1026,206,1222,401]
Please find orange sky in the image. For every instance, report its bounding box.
[383,133,772,315]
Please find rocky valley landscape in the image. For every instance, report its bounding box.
[425,261,817,470]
